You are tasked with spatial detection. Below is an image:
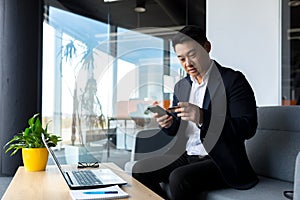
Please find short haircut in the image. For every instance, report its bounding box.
[172,25,208,49]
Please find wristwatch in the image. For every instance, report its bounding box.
[197,123,202,129]
[197,107,203,129]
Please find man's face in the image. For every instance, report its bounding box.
[174,40,211,78]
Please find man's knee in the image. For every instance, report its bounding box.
[169,168,190,190]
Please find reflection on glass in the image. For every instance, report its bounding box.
[42,4,185,166]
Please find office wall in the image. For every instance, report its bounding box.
[207,0,281,106]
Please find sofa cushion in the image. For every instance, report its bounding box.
[246,106,300,182]
[205,176,293,200]
[256,106,300,131]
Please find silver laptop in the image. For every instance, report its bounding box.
[42,134,127,190]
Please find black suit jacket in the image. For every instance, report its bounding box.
[163,61,259,189]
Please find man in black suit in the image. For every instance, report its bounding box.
[132,25,258,200]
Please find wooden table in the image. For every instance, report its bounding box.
[2,162,163,200]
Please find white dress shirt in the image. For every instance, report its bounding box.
[185,61,213,156]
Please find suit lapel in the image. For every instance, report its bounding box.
[202,89,210,109]
[203,62,223,109]
[177,77,192,102]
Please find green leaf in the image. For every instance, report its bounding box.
[4,113,62,156]
[28,114,38,127]
[24,128,30,136]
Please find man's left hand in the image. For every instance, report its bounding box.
[176,102,203,126]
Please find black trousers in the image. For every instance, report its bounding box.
[132,152,228,200]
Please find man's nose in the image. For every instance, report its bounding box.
[185,57,192,67]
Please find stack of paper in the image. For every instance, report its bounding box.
[69,185,129,200]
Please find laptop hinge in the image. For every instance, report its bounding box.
[65,172,74,185]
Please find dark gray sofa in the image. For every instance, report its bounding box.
[125,106,300,200]
[204,106,300,200]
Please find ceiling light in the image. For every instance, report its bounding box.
[104,0,122,2]
[134,1,146,13]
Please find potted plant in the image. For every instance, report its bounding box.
[5,113,61,171]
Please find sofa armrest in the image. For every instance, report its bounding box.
[294,152,300,200]
[124,161,137,175]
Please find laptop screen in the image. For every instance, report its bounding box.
[41,134,65,174]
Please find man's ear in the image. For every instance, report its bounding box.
[204,41,211,53]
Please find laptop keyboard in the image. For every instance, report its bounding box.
[72,170,102,185]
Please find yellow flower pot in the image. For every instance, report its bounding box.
[22,148,49,172]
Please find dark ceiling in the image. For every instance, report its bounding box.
[44,0,206,66]
[46,0,300,45]
[48,0,300,33]
[50,0,206,30]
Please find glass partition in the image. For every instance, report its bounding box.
[42,0,205,166]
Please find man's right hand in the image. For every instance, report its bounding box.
[154,113,173,128]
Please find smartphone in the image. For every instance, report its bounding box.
[167,106,180,113]
[146,105,169,117]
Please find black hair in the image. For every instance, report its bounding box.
[172,25,208,49]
